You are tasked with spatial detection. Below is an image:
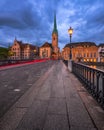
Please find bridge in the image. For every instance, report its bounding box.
[0,60,104,130]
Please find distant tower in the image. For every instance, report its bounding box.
[52,12,58,49]
[14,36,17,42]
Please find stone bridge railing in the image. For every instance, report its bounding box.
[72,61,104,109]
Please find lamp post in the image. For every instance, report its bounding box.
[68,27,73,60]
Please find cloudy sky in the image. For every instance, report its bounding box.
[0,0,104,49]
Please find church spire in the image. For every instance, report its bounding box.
[14,36,17,41]
[54,13,57,31]
[52,12,58,34]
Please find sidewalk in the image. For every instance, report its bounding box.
[0,61,104,130]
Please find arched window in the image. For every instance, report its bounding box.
[53,37,55,40]
[94,52,96,57]
[87,53,89,57]
[90,53,92,58]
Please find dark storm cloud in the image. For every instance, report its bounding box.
[81,1,104,43]
[64,0,104,45]
[0,0,41,30]
[0,14,26,29]
[87,8,104,27]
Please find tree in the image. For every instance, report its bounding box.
[0,47,15,60]
[0,47,9,60]
[8,50,15,59]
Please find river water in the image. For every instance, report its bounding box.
[96,66,104,71]
[89,65,104,71]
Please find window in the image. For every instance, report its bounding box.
[47,50,48,57]
[84,53,86,57]
[90,53,92,58]
[87,53,89,57]
[94,52,96,57]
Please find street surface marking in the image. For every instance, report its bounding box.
[14,89,21,92]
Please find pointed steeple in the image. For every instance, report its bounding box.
[52,12,58,34]
[54,13,57,30]
[14,36,17,41]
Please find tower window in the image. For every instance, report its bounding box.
[53,37,55,40]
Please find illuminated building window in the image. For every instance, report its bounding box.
[94,59,96,62]
[90,59,93,62]
[87,59,89,62]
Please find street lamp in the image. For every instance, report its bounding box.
[68,27,73,60]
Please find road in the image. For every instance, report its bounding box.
[0,60,55,118]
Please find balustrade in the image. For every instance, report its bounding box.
[72,62,104,109]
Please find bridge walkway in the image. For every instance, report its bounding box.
[0,61,104,130]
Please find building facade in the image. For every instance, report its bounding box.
[62,42,98,62]
[39,42,52,58]
[10,38,38,60]
[39,13,60,59]
[98,44,104,62]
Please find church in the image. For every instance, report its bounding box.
[39,13,60,59]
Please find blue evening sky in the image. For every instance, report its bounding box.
[0,0,104,50]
